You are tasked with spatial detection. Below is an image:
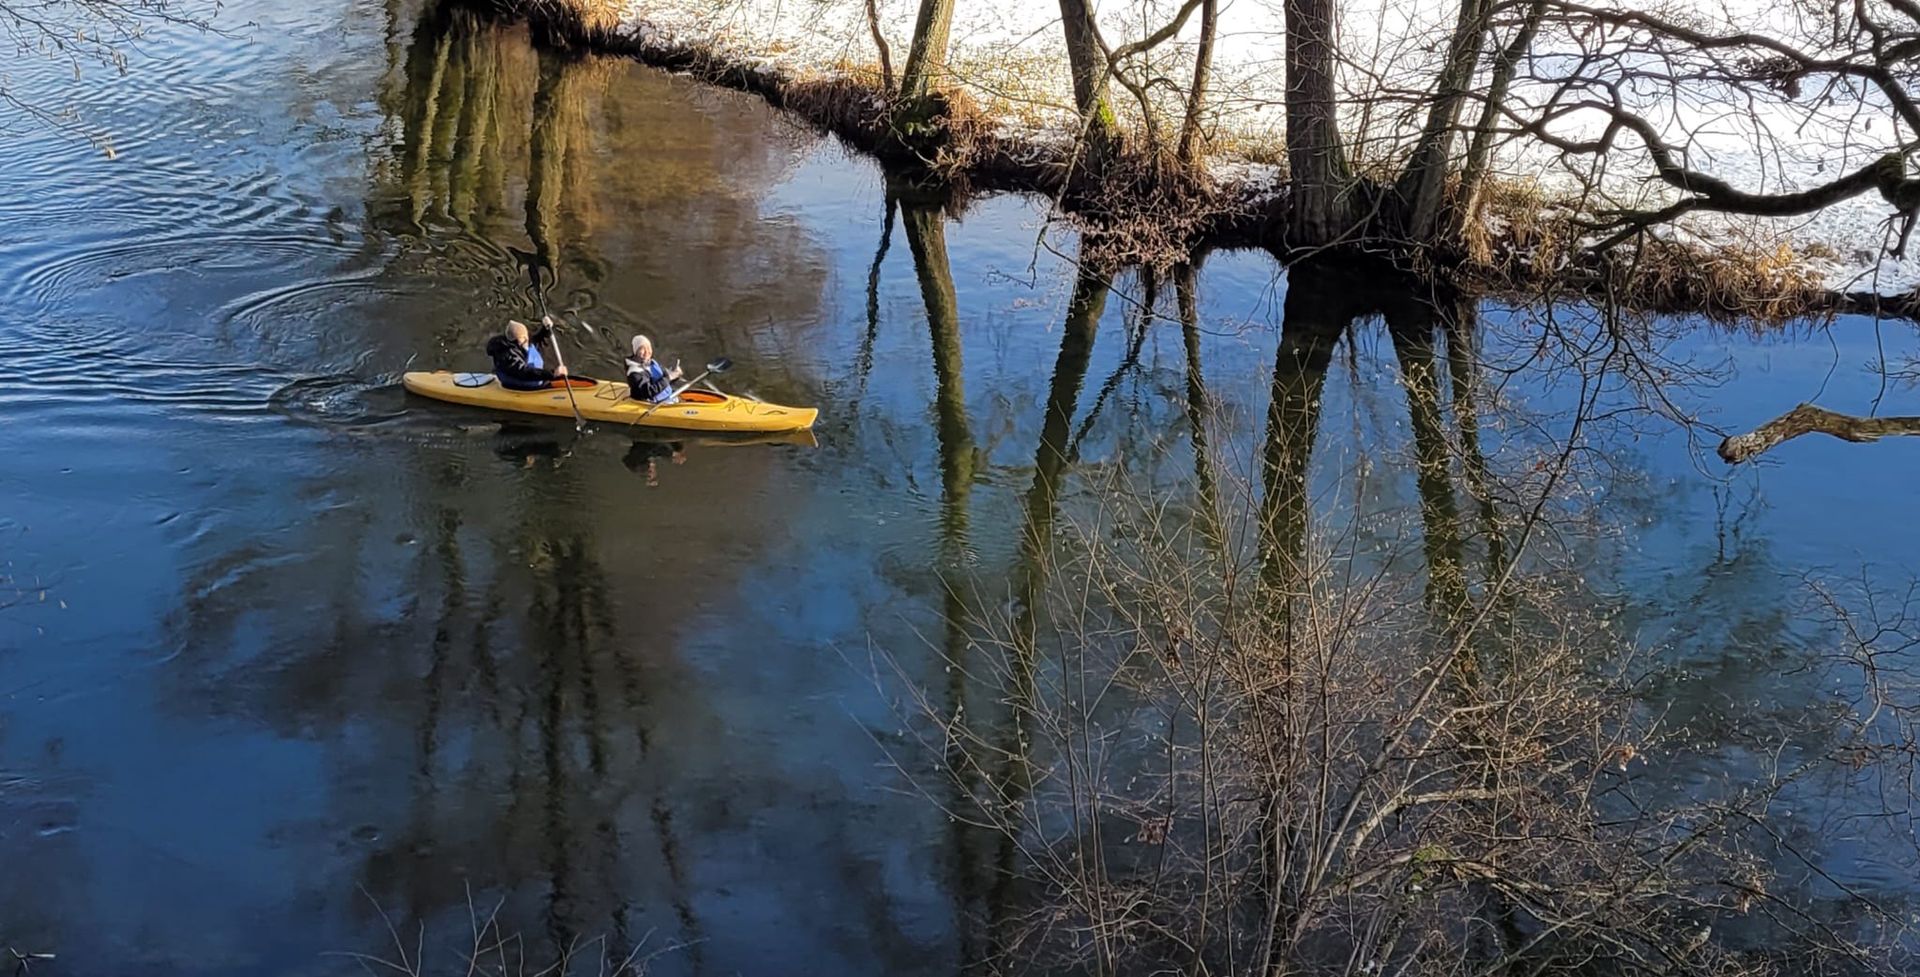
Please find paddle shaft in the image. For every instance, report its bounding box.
[635,365,716,423]
[535,290,586,430]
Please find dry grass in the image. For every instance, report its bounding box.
[1621,238,1829,321]
[1067,152,1240,270]
[519,0,623,39]
[1456,175,1847,325]
[944,47,1078,133]
[1205,129,1288,169]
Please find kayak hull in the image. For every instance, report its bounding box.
[402,371,819,433]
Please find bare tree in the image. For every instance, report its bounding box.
[1283,0,1359,245]
[865,0,897,98]
[1455,0,1549,236]
[1175,0,1217,166]
[898,0,953,104]
[876,268,1920,975]
[1502,1,1920,254]
[1057,0,1121,168]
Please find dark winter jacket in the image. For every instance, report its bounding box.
[486,325,555,390]
[625,358,674,403]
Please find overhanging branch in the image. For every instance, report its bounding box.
[1719,403,1920,463]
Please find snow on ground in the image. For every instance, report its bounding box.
[616,0,1920,295]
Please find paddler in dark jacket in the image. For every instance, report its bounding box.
[487,317,570,390]
[624,334,683,404]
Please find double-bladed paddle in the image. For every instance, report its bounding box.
[634,357,733,424]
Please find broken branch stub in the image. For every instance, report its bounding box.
[1718,402,1920,463]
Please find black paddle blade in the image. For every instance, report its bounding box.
[707,356,733,373]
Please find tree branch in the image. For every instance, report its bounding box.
[1719,402,1920,463]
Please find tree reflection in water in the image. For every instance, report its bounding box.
[7,4,1905,969]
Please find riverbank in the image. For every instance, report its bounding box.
[489,0,1920,324]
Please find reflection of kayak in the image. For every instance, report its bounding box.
[402,370,819,433]
[644,429,819,448]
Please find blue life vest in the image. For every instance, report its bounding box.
[641,361,672,403]
[626,358,675,403]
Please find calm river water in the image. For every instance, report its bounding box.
[3,1,1920,973]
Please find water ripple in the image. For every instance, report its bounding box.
[268,374,413,429]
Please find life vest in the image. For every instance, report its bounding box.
[624,358,675,403]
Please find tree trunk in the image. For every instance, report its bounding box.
[1058,0,1120,171]
[1398,0,1495,240]
[903,203,973,530]
[1455,0,1546,234]
[849,191,896,410]
[526,48,578,273]
[867,0,898,97]
[899,0,955,104]
[1283,0,1354,245]
[1176,0,1218,167]
[900,199,990,966]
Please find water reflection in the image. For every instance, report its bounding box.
[622,438,688,485]
[368,0,823,378]
[903,202,975,556]
[3,0,1919,971]
[1256,261,1352,629]
[1249,263,1516,653]
[898,197,987,968]
[1176,263,1228,553]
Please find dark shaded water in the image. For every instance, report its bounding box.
[4,2,1920,973]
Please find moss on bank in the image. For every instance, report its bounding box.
[470,0,1917,325]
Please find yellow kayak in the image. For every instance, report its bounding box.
[402,371,819,433]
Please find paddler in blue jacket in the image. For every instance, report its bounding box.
[487,317,570,390]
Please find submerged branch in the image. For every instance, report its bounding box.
[1719,403,1920,463]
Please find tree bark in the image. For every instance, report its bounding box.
[1398,0,1496,240]
[1058,0,1120,170]
[1176,0,1218,167]
[867,0,898,97]
[1456,0,1545,234]
[1718,403,1920,463]
[899,0,955,103]
[1284,0,1355,245]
